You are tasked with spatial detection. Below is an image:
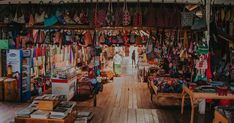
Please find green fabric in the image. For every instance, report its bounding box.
[114,64,121,75]
[197,44,209,54]
[194,73,208,82]
[0,39,8,49]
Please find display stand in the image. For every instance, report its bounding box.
[15,105,76,123]
[15,114,75,123]
[51,75,77,101]
[181,86,234,123]
[213,110,228,123]
[149,80,182,106]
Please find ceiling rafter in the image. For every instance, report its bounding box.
[0,0,233,5]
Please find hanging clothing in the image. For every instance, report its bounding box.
[206,52,212,80]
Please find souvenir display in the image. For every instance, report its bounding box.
[0,1,233,123]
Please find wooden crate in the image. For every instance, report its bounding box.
[38,100,59,111]
[4,78,18,102]
[213,110,228,123]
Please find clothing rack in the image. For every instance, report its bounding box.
[0,23,203,32]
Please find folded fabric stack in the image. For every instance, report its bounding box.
[215,106,234,123]
[152,77,185,93]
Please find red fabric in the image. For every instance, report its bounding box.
[219,100,231,106]
[89,70,95,78]
[206,52,212,80]
[206,99,213,103]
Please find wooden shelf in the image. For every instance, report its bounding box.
[0,23,197,31]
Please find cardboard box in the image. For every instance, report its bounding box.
[38,100,59,111]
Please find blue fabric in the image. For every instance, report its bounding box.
[44,16,58,27]
[91,78,97,84]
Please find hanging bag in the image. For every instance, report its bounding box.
[28,2,35,26]
[35,1,45,24]
[56,1,66,25]
[44,2,58,27]
[114,0,123,26]
[13,2,25,24]
[80,0,89,25]
[105,0,114,26]
[122,0,130,26]
[97,0,107,27]
[84,31,93,46]
[145,0,156,27]
[117,31,124,44]
[191,5,206,30]
[98,32,105,44]
[73,0,82,24]
[133,0,142,27]
[64,2,76,24]
[146,36,153,54]
[129,31,136,44]
[94,0,100,27]
[3,3,13,23]
[181,6,194,27]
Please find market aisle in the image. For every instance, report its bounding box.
[0,64,208,123]
[78,64,194,123]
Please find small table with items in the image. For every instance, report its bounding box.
[181,85,234,123]
[149,76,185,106]
[15,94,77,123]
[213,106,234,123]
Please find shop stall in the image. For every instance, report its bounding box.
[15,94,77,123]
[213,106,234,123]
[181,85,234,123]
[0,0,232,123]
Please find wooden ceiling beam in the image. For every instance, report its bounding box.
[0,0,232,5]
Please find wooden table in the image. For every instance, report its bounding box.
[15,114,75,123]
[181,86,234,123]
[15,105,77,123]
[213,110,228,123]
[149,80,182,106]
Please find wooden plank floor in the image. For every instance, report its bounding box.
[0,65,213,123]
[77,66,213,123]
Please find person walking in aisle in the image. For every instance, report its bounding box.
[132,50,136,68]
[113,52,123,77]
